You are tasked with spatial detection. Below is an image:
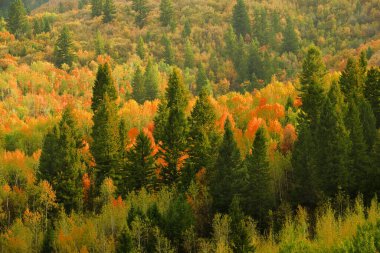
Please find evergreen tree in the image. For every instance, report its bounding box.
[243,127,274,225]
[210,118,242,214]
[54,26,76,68]
[159,0,174,28]
[317,82,350,197]
[196,64,210,95]
[95,30,106,56]
[339,58,362,98]
[247,40,263,83]
[253,8,273,46]
[91,0,103,17]
[184,39,195,69]
[370,131,380,197]
[125,131,155,192]
[162,35,175,65]
[144,59,159,101]
[232,0,251,37]
[7,0,28,38]
[345,96,371,196]
[234,35,249,86]
[136,36,146,59]
[132,0,149,28]
[103,0,116,23]
[39,107,83,213]
[282,16,299,53]
[364,67,380,128]
[91,93,121,189]
[184,88,218,189]
[153,68,189,185]
[132,66,146,104]
[182,19,191,38]
[358,95,377,150]
[91,63,117,112]
[224,25,237,60]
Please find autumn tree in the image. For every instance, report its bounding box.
[160,0,175,28]
[54,26,76,68]
[210,118,242,214]
[39,107,83,213]
[232,0,251,37]
[7,0,29,38]
[243,127,274,226]
[132,66,146,104]
[132,0,149,28]
[154,68,189,185]
[125,131,155,192]
[103,0,116,23]
[144,59,159,100]
[91,0,103,17]
[364,67,380,128]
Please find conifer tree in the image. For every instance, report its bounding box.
[144,59,159,101]
[103,0,116,23]
[7,0,28,38]
[282,17,299,53]
[132,0,149,28]
[364,67,380,128]
[243,127,274,225]
[160,0,174,28]
[91,0,103,17]
[132,66,146,104]
[154,68,189,185]
[370,131,380,197]
[317,82,350,197]
[125,131,155,192]
[234,36,249,86]
[54,26,76,68]
[182,19,191,38]
[39,107,83,213]
[232,0,251,37]
[358,96,377,150]
[95,30,105,56]
[196,64,210,95]
[91,93,121,189]
[339,58,362,98]
[91,63,117,112]
[247,40,263,83]
[184,88,218,189]
[210,118,242,214]
[224,25,238,60]
[162,35,175,65]
[184,39,195,69]
[136,36,146,59]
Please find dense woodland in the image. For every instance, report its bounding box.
[0,0,379,252]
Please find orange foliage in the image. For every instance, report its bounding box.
[281,124,297,155]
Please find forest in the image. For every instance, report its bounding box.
[0,0,379,252]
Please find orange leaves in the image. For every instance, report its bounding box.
[280,124,297,155]
[245,117,265,141]
[112,196,124,208]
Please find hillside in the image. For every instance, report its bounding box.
[0,0,379,252]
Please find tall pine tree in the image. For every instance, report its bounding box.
[54,26,76,68]
[282,16,299,53]
[144,59,159,101]
[7,0,29,38]
[132,0,149,28]
[160,0,174,28]
[91,63,117,112]
[232,0,251,37]
[103,0,116,23]
[162,35,175,65]
[196,64,210,95]
[364,67,380,128]
[184,39,195,69]
[132,66,146,104]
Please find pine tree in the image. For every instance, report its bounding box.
[182,19,191,38]
[144,59,159,101]
[184,39,195,69]
[91,63,117,112]
[162,35,175,65]
[154,68,189,185]
[160,0,174,28]
[136,36,146,59]
[54,26,76,68]
[364,67,380,128]
[91,93,121,189]
[339,58,363,98]
[95,30,106,56]
[224,25,238,60]
[282,16,299,53]
[370,131,380,197]
[317,82,350,197]
[210,118,242,214]
[125,131,155,192]
[247,40,263,83]
[91,0,103,17]
[358,95,377,150]
[39,107,83,213]
[103,0,116,23]
[132,66,146,104]
[232,0,251,37]
[234,35,249,86]
[132,0,149,28]
[184,88,218,189]
[196,64,210,95]
[243,127,274,225]
[7,0,28,38]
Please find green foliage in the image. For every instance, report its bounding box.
[94,30,106,56]
[196,64,210,95]
[364,67,380,128]
[159,0,175,28]
[162,35,175,65]
[103,0,116,23]
[91,63,117,112]
[339,58,363,98]
[91,0,103,17]
[182,19,191,38]
[136,36,146,59]
[184,39,195,69]
[54,26,76,68]
[232,0,251,37]
[144,59,159,100]
[132,0,149,28]
[131,66,145,104]
[7,0,29,38]
[282,17,299,53]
